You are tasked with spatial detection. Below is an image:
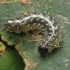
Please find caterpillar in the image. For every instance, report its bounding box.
[4,12,62,56]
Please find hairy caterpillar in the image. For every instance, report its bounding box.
[4,13,62,56]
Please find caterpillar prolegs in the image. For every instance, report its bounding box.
[4,13,62,56]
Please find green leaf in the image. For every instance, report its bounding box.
[0,0,70,70]
[0,49,25,70]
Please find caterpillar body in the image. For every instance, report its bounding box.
[4,13,62,56]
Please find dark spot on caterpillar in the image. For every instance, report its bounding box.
[28,30,33,34]
[4,12,62,57]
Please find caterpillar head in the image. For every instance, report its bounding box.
[38,45,50,56]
